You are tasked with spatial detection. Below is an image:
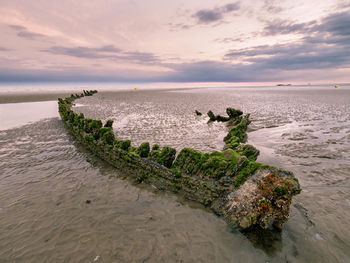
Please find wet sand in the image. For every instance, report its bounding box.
[1,85,350,262]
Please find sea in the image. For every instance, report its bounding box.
[0,83,349,262]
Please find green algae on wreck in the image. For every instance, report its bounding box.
[58,90,301,231]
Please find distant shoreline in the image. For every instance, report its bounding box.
[1,83,349,104]
[0,87,197,104]
[0,92,73,104]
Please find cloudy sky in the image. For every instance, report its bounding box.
[0,0,349,83]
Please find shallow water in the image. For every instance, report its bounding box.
[0,101,59,130]
[0,85,350,262]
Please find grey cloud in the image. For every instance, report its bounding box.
[0,55,346,83]
[95,45,122,52]
[263,19,315,36]
[192,2,240,24]
[9,24,45,40]
[222,10,350,73]
[224,44,283,58]
[17,31,45,40]
[164,61,247,82]
[255,10,350,72]
[169,2,240,30]
[123,51,158,63]
[160,60,306,82]
[225,36,350,72]
[42,45,159,64]
[263,10,350,37]
[304,33,350,46]
[315,11,350,36]
[2,9,350,83]
[43,46,121,58]
[337,1,350,9]
[249,44,350,70]
[194,10,222,24]
[225,3,240,12]
[262,0,284,13]
[162,33,350,81]
[0,69,125,83]
[0,60,275,83]
[213,37,246,43]
[9,25,26,31]
[0,64,169,83]
[167,22,192,31]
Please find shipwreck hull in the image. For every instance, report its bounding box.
[58,90,301,230]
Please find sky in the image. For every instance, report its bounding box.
[0,0,350,83]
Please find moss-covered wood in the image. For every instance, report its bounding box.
[58,90,301,230]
